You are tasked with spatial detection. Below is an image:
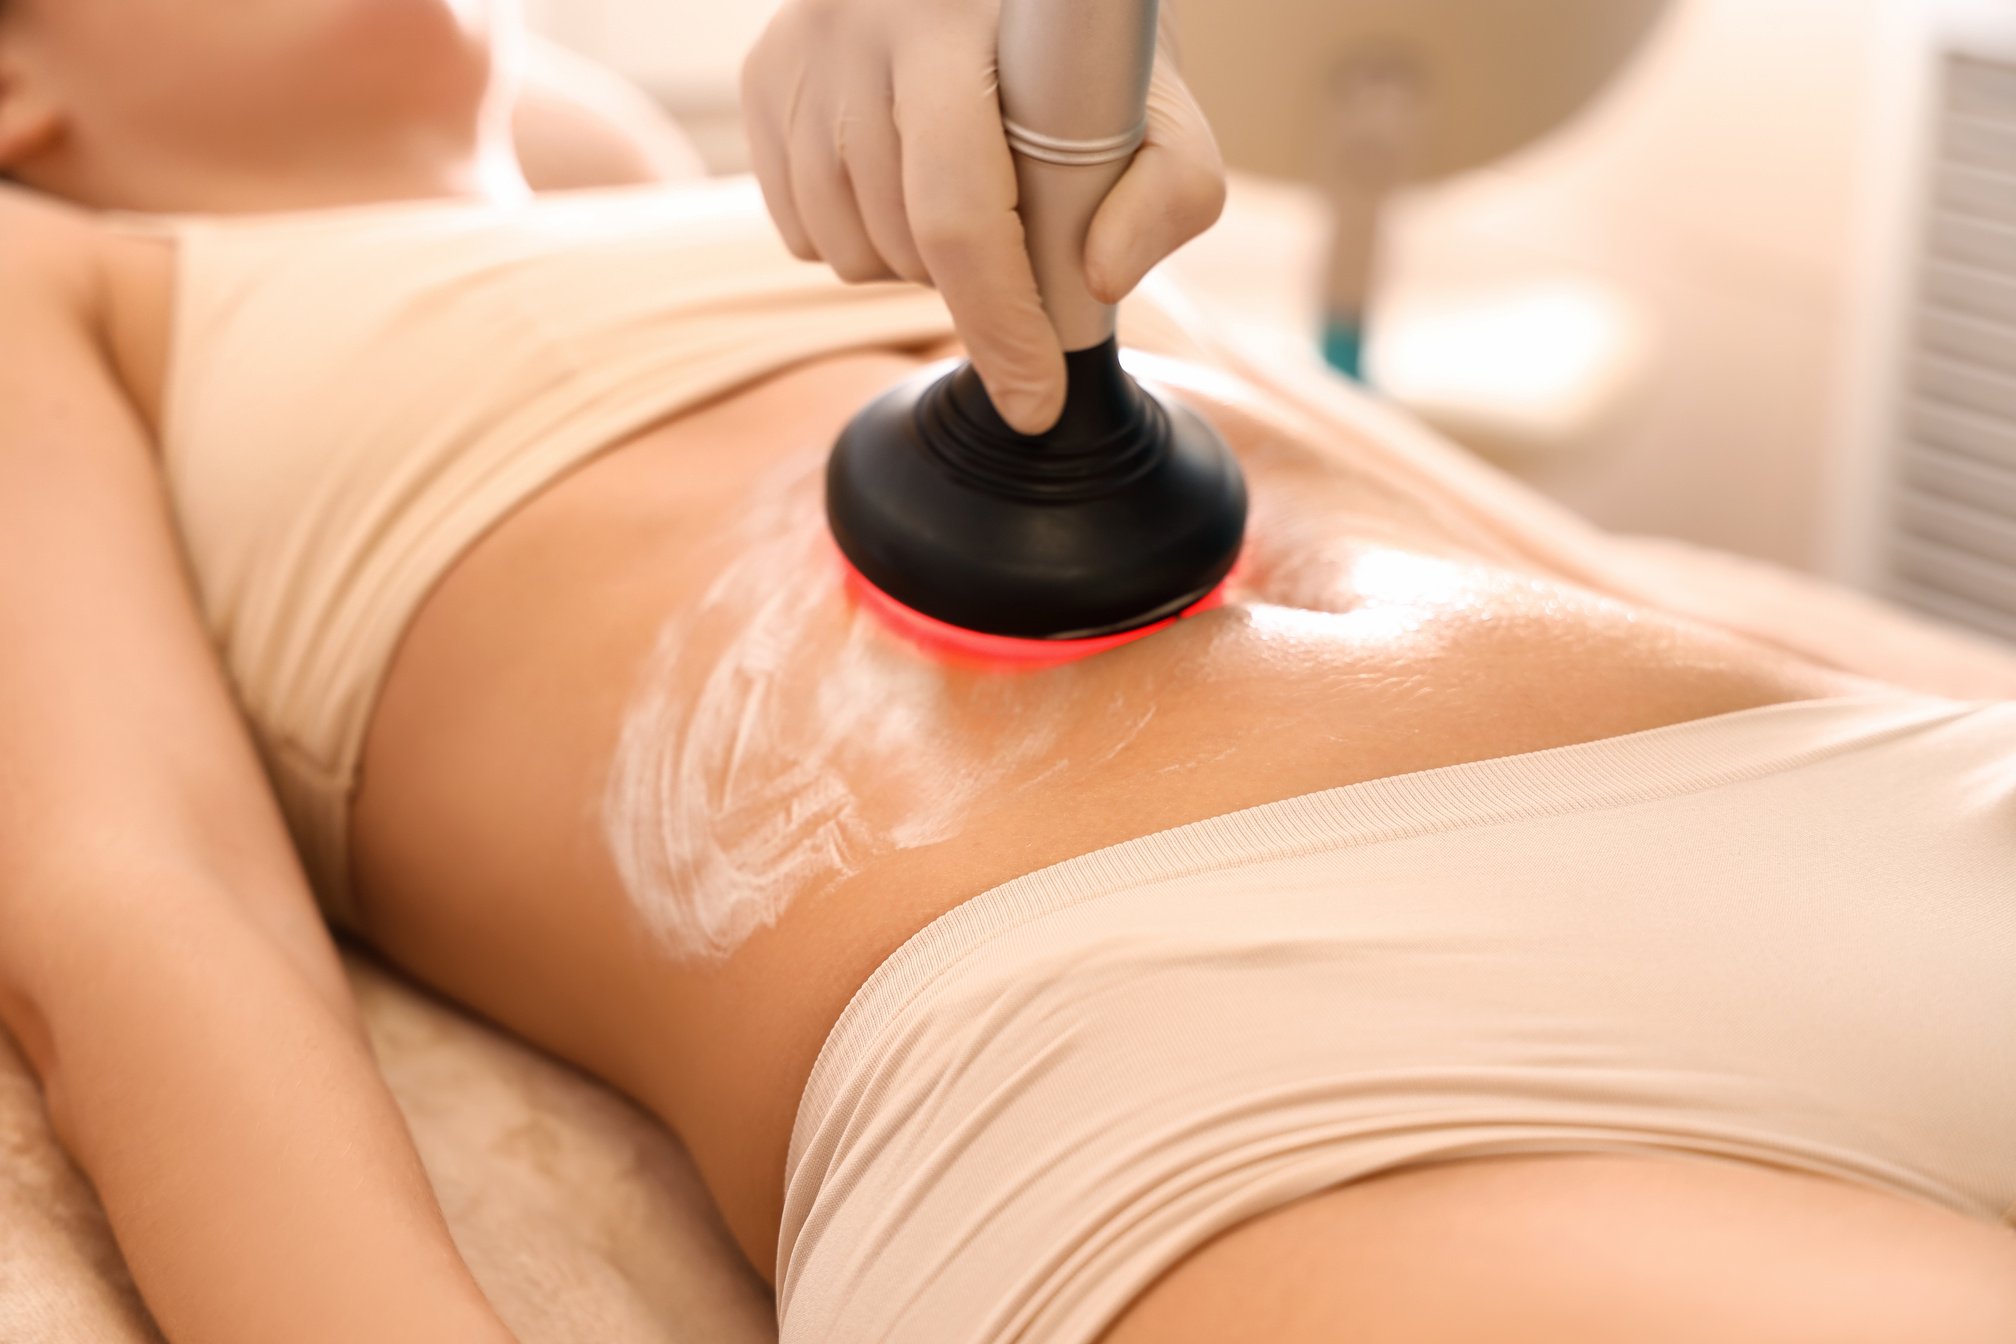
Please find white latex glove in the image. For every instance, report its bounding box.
[741,0,1227,434]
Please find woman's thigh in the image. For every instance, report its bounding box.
[1099,1153,2016,1344]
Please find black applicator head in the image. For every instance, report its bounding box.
[825,337,1247,662]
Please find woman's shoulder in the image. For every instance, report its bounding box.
[0,181,94,246]
[0,183,101,303]
[0,185,173,438]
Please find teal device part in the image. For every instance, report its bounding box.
[1323,315,1367,383]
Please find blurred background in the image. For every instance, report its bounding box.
[525,0,2016,644]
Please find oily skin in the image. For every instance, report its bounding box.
[598,462,1160,965]
[587,383,1537,975]
[596,437,1749,970]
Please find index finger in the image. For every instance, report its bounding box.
[895,56,1065,436]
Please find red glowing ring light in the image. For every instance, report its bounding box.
[838,551,1233,667]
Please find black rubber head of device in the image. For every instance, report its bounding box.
[826,338,1249,642]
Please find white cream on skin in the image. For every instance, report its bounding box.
[601,468,1158,963]
[597,446,1536,964]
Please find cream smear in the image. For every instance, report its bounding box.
[601,468,1159,962]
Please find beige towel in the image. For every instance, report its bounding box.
[0,953,775,1344]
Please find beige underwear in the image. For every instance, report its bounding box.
[778,693,2016,1343]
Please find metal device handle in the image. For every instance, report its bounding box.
[997,0,1160,353]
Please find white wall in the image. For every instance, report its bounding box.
[523,0,781,105]
[1369,0,1892,569]
[1132,0,1900,570]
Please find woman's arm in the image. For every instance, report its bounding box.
[0,206,518,1344]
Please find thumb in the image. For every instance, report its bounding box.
[897,64,1068,434]
[1083,72,1228,305]
[933,209,1066,435]
[965,286,1070,437]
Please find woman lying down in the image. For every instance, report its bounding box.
[1,2,2012,1341]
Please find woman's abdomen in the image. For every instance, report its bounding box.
[347,348,1860,1274]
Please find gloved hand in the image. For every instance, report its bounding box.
[741,0,1227,435]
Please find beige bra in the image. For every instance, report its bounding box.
[151,178,958,926]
